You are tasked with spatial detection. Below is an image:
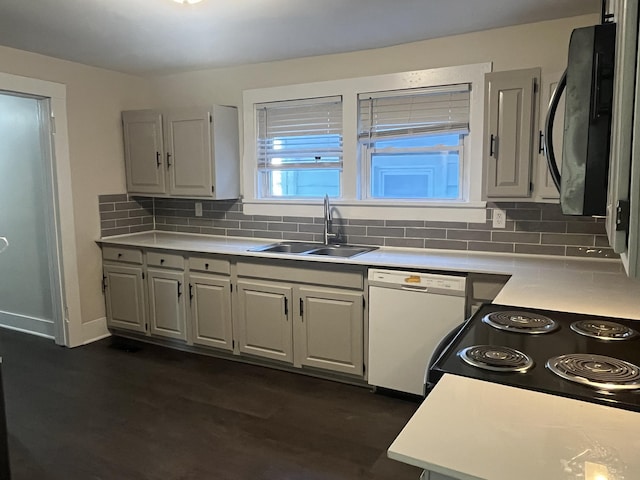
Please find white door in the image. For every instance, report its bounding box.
[0,92,62,340]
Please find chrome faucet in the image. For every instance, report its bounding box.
[323,194,338,245]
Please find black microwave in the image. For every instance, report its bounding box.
[544,22,616,216]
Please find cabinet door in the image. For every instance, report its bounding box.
[536,73,564,201]
[484,68,540,198]
[294,287,363,375]
[122,110,166,194]
[147,269,187,341]
[236,281,293,363]
[104,264,146,333]
[164,107,213,197]
[189,274,233,351]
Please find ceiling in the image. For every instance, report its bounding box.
[0,0,600,76]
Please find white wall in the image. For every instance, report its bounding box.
[0,46,155,343]
[150,14,599,108]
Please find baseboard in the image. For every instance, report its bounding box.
[0,310,55,338]
[81,317,111,345]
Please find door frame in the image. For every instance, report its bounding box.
[0,72,81,347]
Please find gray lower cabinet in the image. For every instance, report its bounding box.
[101,248,366,378]
[236,280,293,363]
[103,264,147,333]
[294,287,364,375]
[147,268,187,341]
[189,274,233,351]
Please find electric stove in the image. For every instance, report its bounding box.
[430,303,640,412]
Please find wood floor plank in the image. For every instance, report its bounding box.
[0,329,422,479]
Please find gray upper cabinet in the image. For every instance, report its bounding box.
[122,110,165,194]
[294,287,363,375]
[165,107,212,197]
[122,105,240,199]
[484,68,540,199]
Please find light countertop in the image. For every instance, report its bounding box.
[389,374,640,480]
[98,230,640,320]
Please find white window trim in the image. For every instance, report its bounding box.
[242,62,491,222]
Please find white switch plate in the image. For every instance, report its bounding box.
[195,202,203,217]
[492,208,506,229]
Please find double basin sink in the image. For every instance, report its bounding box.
[249,241,377,258]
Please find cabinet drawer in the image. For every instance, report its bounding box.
[147,251,185,270]
[102,246,143,264]
[189,256,230,275]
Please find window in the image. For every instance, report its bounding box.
[256,96,342,198]
[358,85,470,201]
[243,63,489,221]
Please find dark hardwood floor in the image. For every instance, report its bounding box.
[0,329,422,480]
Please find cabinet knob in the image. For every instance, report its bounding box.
[117,253,122,258]
[205,263,209,269]
[160,258,165,264]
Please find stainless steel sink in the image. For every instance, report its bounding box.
[249,242,377,258]
[249,241,321,254]
[304,245,377,258]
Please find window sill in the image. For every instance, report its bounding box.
[242,199,487,222]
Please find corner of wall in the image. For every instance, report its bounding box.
[81,316,110,346]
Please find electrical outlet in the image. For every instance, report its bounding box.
[195,202,203,217]
[492,208,506,229]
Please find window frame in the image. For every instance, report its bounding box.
[242,63,491,222]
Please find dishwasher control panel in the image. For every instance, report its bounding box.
[368,269,466,294]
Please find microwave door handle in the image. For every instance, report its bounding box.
[544,69,566,193]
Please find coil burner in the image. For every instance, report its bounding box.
[546,354,640,391]
[458,345,534,373]
[482,311,559,334]
[570,320,638,341]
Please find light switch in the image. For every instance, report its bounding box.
[195,202,203,217]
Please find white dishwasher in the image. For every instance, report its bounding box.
[367,269,466,396]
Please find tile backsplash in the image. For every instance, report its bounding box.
[98,196,616,259]
[98,194,154,237]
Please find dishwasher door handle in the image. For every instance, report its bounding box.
[400,285,428,291]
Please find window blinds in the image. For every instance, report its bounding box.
[358,84,471,142]
[256,96,343,169]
